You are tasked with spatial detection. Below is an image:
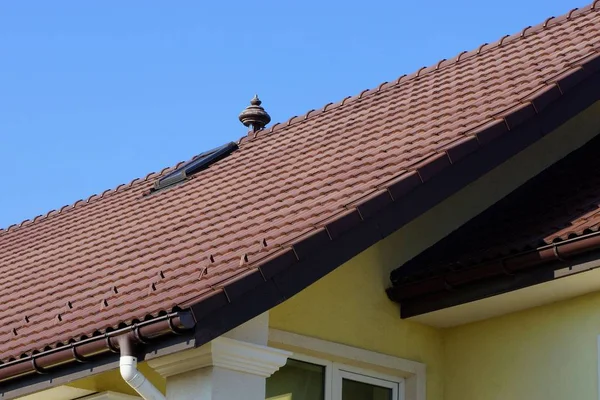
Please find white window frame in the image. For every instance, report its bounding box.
[283,352,403,400]
[82,393,141,400]
[269,329,425,400]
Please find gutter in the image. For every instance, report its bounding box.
[0,311,195,384]
[388,230,600,302]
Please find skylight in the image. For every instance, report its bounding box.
[153,142,238,191]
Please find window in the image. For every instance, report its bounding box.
[266,354,404,400]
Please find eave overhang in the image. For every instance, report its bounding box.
[387,68,600,317]
[388,232,600,318]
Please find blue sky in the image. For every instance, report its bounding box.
[0,0,588,228]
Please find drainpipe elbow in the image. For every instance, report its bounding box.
[120,356,143,386]
[119,338,166,400]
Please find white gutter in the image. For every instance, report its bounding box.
[119,338,166,400]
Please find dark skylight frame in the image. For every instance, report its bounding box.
[153,142,238,191]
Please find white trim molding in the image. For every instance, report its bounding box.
[269,329,426,400]
[82,392,141,400]
[597,335,600,400]
[17,386,97,400]
[148,336,291,378]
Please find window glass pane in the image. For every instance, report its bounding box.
[266,359,325,400]
[342,378,393,400]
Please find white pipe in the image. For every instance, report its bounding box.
[120,355,166,400]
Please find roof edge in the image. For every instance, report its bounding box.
[0,312,194,387]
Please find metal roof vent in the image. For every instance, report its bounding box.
[153,142,238,191]
[238,95,271,133]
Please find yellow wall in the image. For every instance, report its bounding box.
[269,243,446,399]
[444,290,600,400]
[270,101,600,400]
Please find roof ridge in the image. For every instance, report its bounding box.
[0,159,189,235]
[2,1,598,235]
[238,1,600,147]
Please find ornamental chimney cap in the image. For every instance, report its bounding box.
[238,95,271,133]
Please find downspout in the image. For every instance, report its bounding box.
[119,337,166,400]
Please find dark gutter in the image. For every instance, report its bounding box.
[0,312,194,385]
[387,230,600,317]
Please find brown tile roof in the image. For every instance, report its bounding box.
[1,2,600,366]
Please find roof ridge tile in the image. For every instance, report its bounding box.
[238,4,598,147]
[0,156,193,235]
